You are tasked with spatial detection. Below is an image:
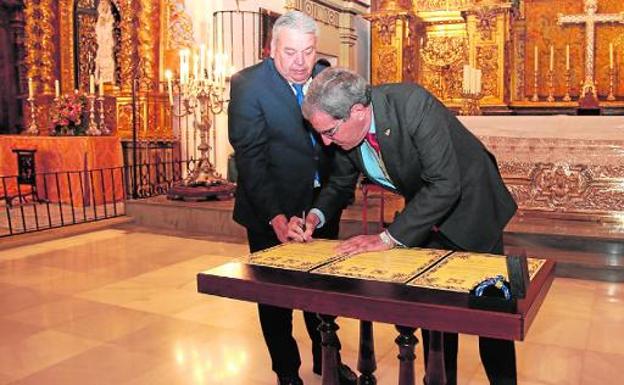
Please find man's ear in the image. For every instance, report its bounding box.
[351,103,367,117]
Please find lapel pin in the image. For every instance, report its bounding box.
[384,128,391,136]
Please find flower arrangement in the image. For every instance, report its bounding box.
[52,92,87,135]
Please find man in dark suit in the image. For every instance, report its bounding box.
[228,11,354,385]
[288,67,518,385]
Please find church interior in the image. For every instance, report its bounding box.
[0,0,623,384]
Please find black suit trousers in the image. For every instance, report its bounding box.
[247,210,342,377]
[421,232,517,385]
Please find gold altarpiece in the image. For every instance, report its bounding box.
[23,0,175,139]
[368,0,624,113]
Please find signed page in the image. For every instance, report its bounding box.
[408,252,546,292]
[246,240,341,271]
[313,248,451,283]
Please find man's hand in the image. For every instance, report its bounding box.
[287,212,319,242]
[336,232,395,256]
[270,214,290,243]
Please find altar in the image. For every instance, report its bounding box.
[0,135,123,206]
[460,115,624,223]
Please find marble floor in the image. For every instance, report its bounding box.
[0,226,623,385]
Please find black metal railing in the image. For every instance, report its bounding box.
[0,158,197,237]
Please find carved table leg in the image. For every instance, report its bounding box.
[395,325,417,385]
[358,320,377,385]
[424,331,446,385]
[318,314,340,385]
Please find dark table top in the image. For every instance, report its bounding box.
[197,258,555,340]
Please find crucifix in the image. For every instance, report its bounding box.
[557,0,624,98]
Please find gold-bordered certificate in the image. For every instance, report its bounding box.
[246,240,341,271]
[408,252,546,292]
[312,248,451,283]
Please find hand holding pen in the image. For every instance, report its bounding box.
[286,210,317,242]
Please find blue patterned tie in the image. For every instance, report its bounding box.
[293,83,320,186]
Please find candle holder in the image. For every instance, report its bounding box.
[24,97,39,135]
[563,69,572,101]
[85,94,101,136]
[547,70,555,102]
[531,68,539,102]
[459,92,482,116]
[607,67,616,101]
[98,96,110,135]
[166,75,236,201]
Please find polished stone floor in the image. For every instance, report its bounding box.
[0,226,623,385]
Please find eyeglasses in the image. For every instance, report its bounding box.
[319,118,345,138]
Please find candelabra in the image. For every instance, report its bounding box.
[459,92,482,116]
[531,68,539,102]
[97,96,110,135]
[607,67,616,101]
[166,75,236,200]
[25,97,39,135]
[563,69,572,101]
[547,70,555,102]
[85,95,101,136]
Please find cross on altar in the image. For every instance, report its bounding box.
[557,0,624,97]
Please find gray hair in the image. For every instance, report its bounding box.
[302,67,371,120]
[271,11,319,47]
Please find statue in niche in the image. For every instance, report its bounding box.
[95,0,116,84]
[74,0,121,91]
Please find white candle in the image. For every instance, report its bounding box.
[609,43,614,69]
[179,50,184,83]
[549,45,554,71]
[534,45,539,72]
[165,70,173,106]
[54,79,60,98]
[28,77,33,99]
[89,74,95,95]
[193,53,199,79]
[99,78,104,97]
[565,44,570,70]
[207,50,213,82]
[199,44,206,79]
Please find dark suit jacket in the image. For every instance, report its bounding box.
[314,83,517,253]
[228,58,340,232]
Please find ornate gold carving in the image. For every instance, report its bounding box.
[421,36,466,100]
[511,23,526,101]
[118,1,138,92]
[59,1,75,93]
[475,7,499,41]
[421,36,465,68]
[375,15,397,45]
[77,13,98,92]
[476,45,498,97]
[375,49,399,83]
[166,0,194,50]
[77,0,96,7]
[412,0,469,11]
[24,0,55,94]
[138,0,159,91]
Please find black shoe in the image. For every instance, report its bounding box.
[312,363,357,385]
[277,374,304,385]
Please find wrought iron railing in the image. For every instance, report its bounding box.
[0,158,198,237]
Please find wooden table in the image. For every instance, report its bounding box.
[197,257,555,385]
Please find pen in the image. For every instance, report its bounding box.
[301,210,306,232]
